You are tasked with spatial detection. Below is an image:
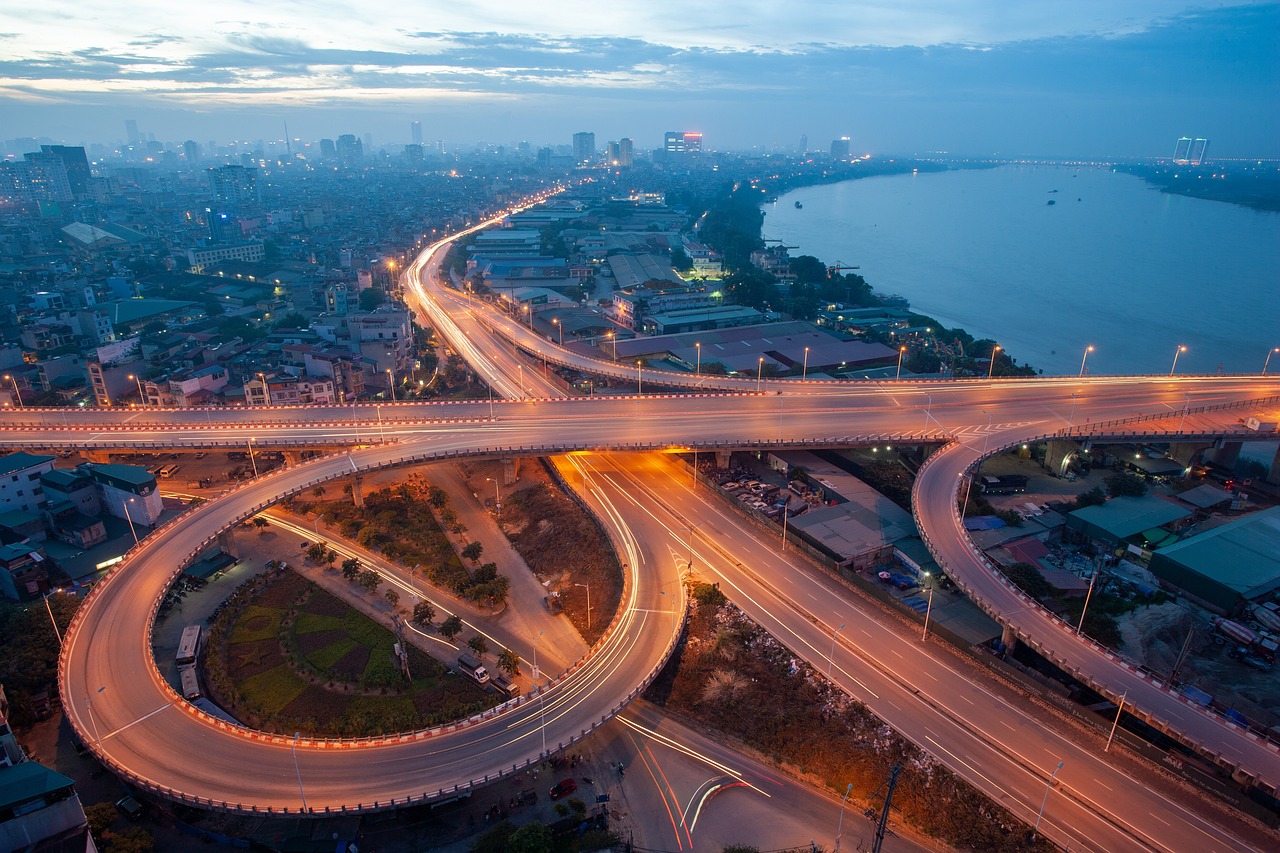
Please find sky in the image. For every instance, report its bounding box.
[2,1,1277,157]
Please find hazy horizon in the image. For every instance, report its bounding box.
[3,1,1277,159]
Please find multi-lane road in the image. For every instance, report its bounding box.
[2,206,1272,847]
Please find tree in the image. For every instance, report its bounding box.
[106,826,156,853]
[312,486,326,498]
[324,548,338,567]
[1072,486,1107,509]
[670,246,693,272]
[359,569,381,592]
[788,254,827,283]
[467,635,489,658]
[412,601,435,626]
[306,542,327,563]
[498,647,522,676]
[461,541,484,563]
[1003,562,1054,599]
[341,557,361,580]
[384,588,400,609]
[85,802,117,840]
[699,360,728,376]
[439,614,463,641]
[252,517,269,532]
[358,288,387,311]
[1106,472,1148,498]
[427,485,449,508]
[507,821,552,853]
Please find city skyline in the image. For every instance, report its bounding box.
[2,1,1276,157]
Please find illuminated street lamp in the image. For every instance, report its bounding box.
[757,357,765,392]
[258,372,271,406]
[123,497,139,545]
[896,346,907,381]
[695,342,701,376]
[1031,761,1065,844]
[921,573,936,641]
[2,374,21,407]
[607,330,617,361]
[1263,347,1280,375]
[552,317,563,346]
[487,477,501,523]
[987,345,1001,379]
[636,360,643,395]
[386,368,396,403]
[127,374,144,406]
[1079,345,1095,377]
[1170,345,1187,375]
[803,346,811,380]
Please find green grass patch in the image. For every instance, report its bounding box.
[307,639,359,670]
[229,605,282,643]
[239,665,309,714]
[360,642,402,682]
[293,611,347,634]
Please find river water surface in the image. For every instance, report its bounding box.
[763,165,1279,376]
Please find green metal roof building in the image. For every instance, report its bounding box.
[1148,507,1280,616]
[1065,495,1191,548]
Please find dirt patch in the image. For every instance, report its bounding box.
[281,685,351,726]
[303,589,350,618]
[296,629,348,656]
[253,571,310,609]
[331,645,372,680]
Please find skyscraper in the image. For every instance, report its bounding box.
[1189,138,1208,165]
[572,132,596,165]
[125,119,140,146]
[619,137,634,167]
[183,140,200,165]
[319,138,337,161]
[209,165,260,206]
[411,121,422,145]
[681,132,703,152]
[35,145,90,196]
[799,134,808,154]
[830,136,851,159]
[1173,137,1209,166]
[664,131,684,154]
[336,134,363,167]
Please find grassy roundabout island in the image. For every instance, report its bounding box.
[203,567,496,737]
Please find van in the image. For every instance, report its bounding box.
[456,653,490,684]
[159,464,179,479]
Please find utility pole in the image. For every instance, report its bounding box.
[869,763,902,853]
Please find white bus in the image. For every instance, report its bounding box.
[179,666,201,700]
[176,625,203,670]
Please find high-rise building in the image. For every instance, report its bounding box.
[34,145,90,195]
[1173,137,1209,165]
[682,132,703,152]
[572,132,596,165]
[319,138,337,160]
[125,119,140,145]
[209,165,260,206]
[619,137,634,167]
[830,136,851,159]
[605,141,620,166]
[800,134,808,154]
[183,140,200,164]
[405,144,424,164]
[336,134,363,167]
[411,121,422,145]
[664,131,684,154]
[7,155,72,205]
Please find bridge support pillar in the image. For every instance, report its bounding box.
[1000,624,1018,655]
[283,450,303,467]
[502,456,520,486]
[218,529,238,559]
[1203,440,1241,472]
[715,451,732,469]
[1043,439,1081,478]
[1268,445,1280,486]
[82,449,112,464]
[351,476,364,509]
[1167,442,1212,470]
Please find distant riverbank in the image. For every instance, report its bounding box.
[1117,162,1280,213]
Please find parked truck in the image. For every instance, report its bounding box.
[1213,617,1258,647]
[456,653,490,684]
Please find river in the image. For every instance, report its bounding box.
[763,165,1280,377]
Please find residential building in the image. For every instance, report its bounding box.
[572,132,596,165]
[831,136,851,159]
[0,759,99,852]
[0,452,54,515]
[81,463,162,526]
[0,543,50,601]
[187,242,265,272]
[244,373,337,406]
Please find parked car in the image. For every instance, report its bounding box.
[115,795,145,821]
[549,778,578,800]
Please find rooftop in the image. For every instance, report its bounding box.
[1153,506,1280,597]
[0,451,54,477]
[0,761,76,812]
[1068,495,1191,539]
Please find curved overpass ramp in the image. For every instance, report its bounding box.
[913,415,1280,790]
[59,436,684,815]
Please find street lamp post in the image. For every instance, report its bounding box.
[1031,761,1065,844]
[575,582,591,628]
[313,512,327,536]
[803,346,810,380]
[1078,567,1098,635]
[827,622,845,680]
[258,372,271,406]
[988,345,1001,379]
[1105,692,1128,752]
[834,782,854,853]
[1079,345,1095,376]
[127,374,144,406]
[636,361,643,395]
[781,504,789,551]
[921,573,936,641]
[291,732,308,812]
[532,630,547,757]
[3,374,22,407]
[1264,347,1280,375]
[1170,344,1188,375]
[757,357,764,392]
[123,497,139,545]
[248,438,260,478]
[43,589,63,646]
[607,331,617,361]
[85,685,105,744]
[386,369,396,403]
[895,346,906,380]
[683,522,703,571]
[695,342,701,376]
[487,477,501,523]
